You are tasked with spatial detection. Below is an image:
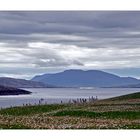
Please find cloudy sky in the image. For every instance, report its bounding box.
[1,11,140,79]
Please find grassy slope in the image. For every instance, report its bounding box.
[0,92,140,129]
[106,92,140,100]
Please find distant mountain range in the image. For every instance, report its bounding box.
[0,77,54,88]
[0,85,31,95]
[31,69,140,87]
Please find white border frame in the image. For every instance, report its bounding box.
[0,0,140,140]
[0,0,140,10]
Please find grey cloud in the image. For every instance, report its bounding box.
[1,11,140,78]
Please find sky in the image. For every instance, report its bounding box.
[1,11,140,79]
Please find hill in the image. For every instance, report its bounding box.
[31,69,140,87]
[0,85,31,95]
[106,92,140,101]
[0,77,54,88]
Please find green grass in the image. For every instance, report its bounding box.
[0,104,68,116]
[53,110,140,119]
[119,124,140,129]
[107,92,140,101]
[0,124,30,129]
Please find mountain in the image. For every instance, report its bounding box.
[0,77,54,88]
[114,83,140,88]
[0,85,31,95]
[31,69,140,87]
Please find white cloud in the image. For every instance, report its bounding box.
[1,41,140,71]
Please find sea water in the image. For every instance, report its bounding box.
[0,87,140,108]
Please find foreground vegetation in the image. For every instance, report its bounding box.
[0,92,140,129]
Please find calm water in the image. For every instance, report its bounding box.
[0,88,140,108]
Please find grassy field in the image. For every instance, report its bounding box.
[0,92,140,129]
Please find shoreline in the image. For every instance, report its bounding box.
[0,87,140,109]
[0,91,139,129]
